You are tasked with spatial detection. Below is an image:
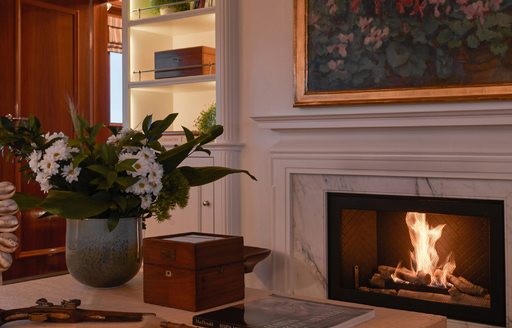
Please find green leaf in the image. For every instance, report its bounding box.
[183,127,195,142]
[142,115,152,136]
[72,153,88,168]
[116,158,137,172]
[87,164,110,176]
[447,39,462,49]
[116,176,138,188]
[495,12,512,27]
[476,25,499,41]
[39,190,110,219]
[179,166,257,187]
[12,192,43,210]
[107,217,120,232]
[147,114,178,141]
[100,144,118,167]
[113,195,127,211]
[490,41,508,55]
[106,170,118,188]
[436,28,454,45]
[89,122,104,140]
[466,34,480,49]
[158,125,223,171]
[385,42,410,68]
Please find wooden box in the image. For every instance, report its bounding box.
[143,232,245,311]
[154,46,216,79]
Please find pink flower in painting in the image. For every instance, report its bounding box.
[328,59,344,71]
[338,44,348,57]
[351,0,362,13]
[402,22,410,34]
[396,0,414,14]
[460,1,489,23]
[364,26,390,50]
[327,44,337,54]
[429,0,446,17]
[410,0,427,17]
[358,17,374,31]
[375,0,383,14]
[456,0,468,5]
[309,13,320,29]
[338,33,354,43]
[327,0,338,15]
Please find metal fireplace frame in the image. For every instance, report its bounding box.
[327,192,506,326]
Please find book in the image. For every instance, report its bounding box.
[192,294,375,328]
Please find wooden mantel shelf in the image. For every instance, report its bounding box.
[0,272,446,327]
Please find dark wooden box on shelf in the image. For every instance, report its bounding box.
[154,46,216,79]
[143,232,244,311]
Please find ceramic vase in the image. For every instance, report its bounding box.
[65,217,142,288]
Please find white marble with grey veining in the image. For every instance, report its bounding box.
[290,174,512,327]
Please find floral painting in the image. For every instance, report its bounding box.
[294,0,512,105]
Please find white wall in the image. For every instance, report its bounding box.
[237,0,512,294]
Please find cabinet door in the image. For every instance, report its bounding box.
[0,0,101,282]
[144,156,214,238]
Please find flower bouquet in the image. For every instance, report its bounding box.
[0,110,256,231]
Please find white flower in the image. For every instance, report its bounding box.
[140,147,157,160]
[44,132,67,142]
[35,173,52,193]
[39,156,60,176]
[68,147,80,154]
[61,164,81,183]
[39,180,52,193]
[106,134,120,145]
[45,140,69,162]
[27,150,42,172]
[150,181,162,197]
[129,152,153,177]
[128,177,152,195]
[107,127,135,145]
[147,162,164,184]
[140,194,153,210]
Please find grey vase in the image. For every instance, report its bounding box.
[65,217,142,288]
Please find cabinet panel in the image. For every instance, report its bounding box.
[144,156,214,237]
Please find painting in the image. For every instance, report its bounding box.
[294,0,512,106]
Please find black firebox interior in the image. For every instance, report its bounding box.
[327,193,505,326]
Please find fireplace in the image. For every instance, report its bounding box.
[327,192,506,326]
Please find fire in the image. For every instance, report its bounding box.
[401,212,456,287]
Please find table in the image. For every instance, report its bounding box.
[0,273,446,327]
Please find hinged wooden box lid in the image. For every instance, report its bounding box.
[154,46,216,79]
[143,232,243,269]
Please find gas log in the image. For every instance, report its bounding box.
[397,289,490,308]
[378,265,431,285]
[365,265,490,307]
[446,273,488,297]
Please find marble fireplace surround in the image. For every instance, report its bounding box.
[256,107,512,328]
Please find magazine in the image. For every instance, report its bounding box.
[192,294,375,328]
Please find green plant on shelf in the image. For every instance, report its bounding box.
[149,0,190,14]
[194,102,216,134]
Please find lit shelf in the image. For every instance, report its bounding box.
[129,7,215,36]
[129,74,215,90]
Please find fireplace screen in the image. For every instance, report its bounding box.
[327,193,505,326]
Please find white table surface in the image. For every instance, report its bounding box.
[0,272,447,327]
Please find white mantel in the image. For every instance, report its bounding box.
[251,106,512,328]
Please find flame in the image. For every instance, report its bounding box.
[404,212,456,287]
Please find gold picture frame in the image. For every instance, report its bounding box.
[294,0,512,106]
